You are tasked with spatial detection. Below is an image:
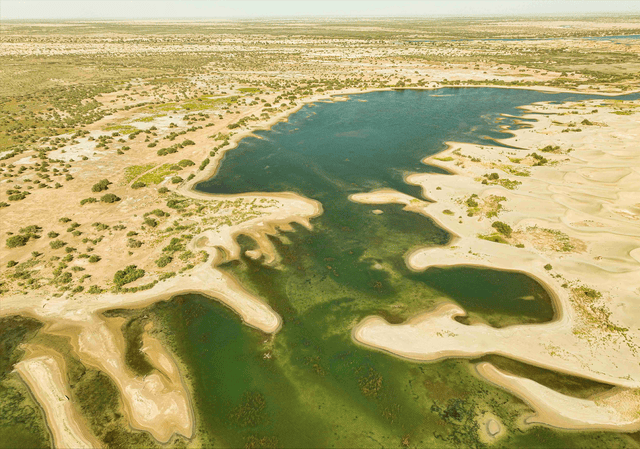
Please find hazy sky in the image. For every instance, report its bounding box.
[2,0,640,20]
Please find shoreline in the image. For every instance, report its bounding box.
[14,345,102,449]
[351,97,640,431]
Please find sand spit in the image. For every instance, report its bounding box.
[476,363,640,431]
[52,317,193,443]
[353,99,640,430]
[15,347,102,449]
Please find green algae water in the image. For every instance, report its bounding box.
[179,88,640,447]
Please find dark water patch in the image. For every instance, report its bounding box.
[406,266,556,328]
[103,310,155,377]
[475,355,614,400]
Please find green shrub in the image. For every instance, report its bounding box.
[89,255,101,263]
[491,221,513,237]
[158,187,169,194]
[101,193,121,203]
[178,159,195,167]
[150,209,168,217]
[144,218,158,228]
[544,264,553,270]
[113,265,145,287]
[7,260,18,267]
[131,181,146,189]
[128,238,143,248]
[91,179,111,192]
[156,255,172,267]
[199,158,210,170]
[171,176,183,184]
[49,239,67,249]
[48,231,59,238]
[80,197,97,205]
[6,235,29,248]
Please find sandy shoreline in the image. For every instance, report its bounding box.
[15,346,102,449]
[352,98,640,431]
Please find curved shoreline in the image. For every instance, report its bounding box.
[351,97,640,431]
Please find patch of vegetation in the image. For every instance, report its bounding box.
[491,221,512,237]
[137,164,180,185]
[124,163,156,183]
[113,265,145,287]
[80,197,98,205]
[101,193,121,203]
[91,178,111,192]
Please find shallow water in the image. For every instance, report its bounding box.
[179,88,640,446]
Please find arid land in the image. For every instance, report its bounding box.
[1,18,640,447]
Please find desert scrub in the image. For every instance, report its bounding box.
[49,240,67,249]
[80,197,98,205]
[478,233,509,244]
[491,221,512,237]
[91,179,111,192]
[156,255,172,267]
[113,265,145,287]
[6,235,29,248]
[131,181,146,189]
[178,159,195,167]
[101,193,121,203]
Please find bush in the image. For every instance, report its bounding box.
[178,159,195,167]
[48,231,59,238]
[171,176,183,184]
[491,221,513,237]
[150,209,168,217]
[144,217,158,228]
[199,158,210,170]
[182,139,195,146]
[544,264,553,270]
[101,193,121,203]
[88,285,102,294]
[80,197,98,205]
[91,179,111,192]
[158,187,169,194]
[156,255,172,267]
[7,260,18,267]
[131,181,146,189]
[128,238,143,248]
[113,265,145,287]
[49,239,67,249]
[89,255,101,263]
[6,235,29,248]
